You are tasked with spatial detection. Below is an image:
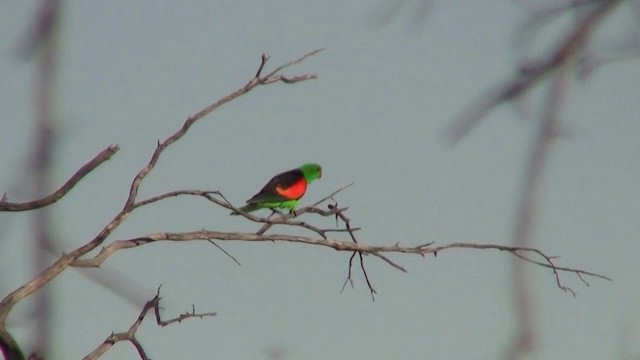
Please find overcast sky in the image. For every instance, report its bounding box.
[1,1,639,359]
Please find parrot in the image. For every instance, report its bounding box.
[230,163,322,215]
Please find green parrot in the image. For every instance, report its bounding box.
[231,163,322,215]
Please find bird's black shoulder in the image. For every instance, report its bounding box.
[246,167,304,203]
[266,168,304,189]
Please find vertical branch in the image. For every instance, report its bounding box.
[29,0,61,356]
[507,64,571,359]
[505,3,621,356]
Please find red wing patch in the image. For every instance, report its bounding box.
[276,178,307,200]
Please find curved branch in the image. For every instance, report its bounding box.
[0,145,119,212]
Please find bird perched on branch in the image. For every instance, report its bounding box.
[230,163,322,215]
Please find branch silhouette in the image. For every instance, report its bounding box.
[3,1,626,359]
[446,0,621,144]
[68,211,612,293]
[443,2,622,359]
[0,49,322,360]
[0,146,119,212]
[83,286,216,360]
[0,41,614,358]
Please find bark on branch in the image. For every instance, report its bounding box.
[0,146,119,212]
[83,286,216,360]
[69,228,612,286]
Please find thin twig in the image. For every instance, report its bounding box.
[328,201,377,300]
[262,48,324,81]
[341,252,357,293]
[207,240,242,266]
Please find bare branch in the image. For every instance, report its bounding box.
[133,189,221,209]
[0,50,321,339]
[15,0,59,60]
[83,286,216,360]
[371,252,408,273]
[341,252,357,293]
[446,0,621,144]
[223,184,378,300]
[122,48,322,209]
[207,240,242,267]
[0,146,119,212]
[18,0,63,357]
[131,185,357,240]
[252,183,354,235]
[505,50,574,358]
[512,0,602,56]
[433,242,611,281]
[578,36,640,78]
[358,251,377,301]
[326,202,378,300]
[262,48,324,80]
[69,230,610,289]
[154,302,217,327]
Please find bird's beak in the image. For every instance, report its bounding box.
[318,169,322,178]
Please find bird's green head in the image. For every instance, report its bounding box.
[300,163,322,183]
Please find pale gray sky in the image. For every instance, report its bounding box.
[1,1,639,359]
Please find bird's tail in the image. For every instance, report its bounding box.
[230,203,260,216]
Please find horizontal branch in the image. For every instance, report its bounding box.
[71,230,611,289]
[133,183,355,239]
[0,145,119,212]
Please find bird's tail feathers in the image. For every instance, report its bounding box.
[229,203,260,216]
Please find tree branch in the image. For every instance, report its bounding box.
[70,229,611,290]
[83,286,216,360]
[446,0,621,144]
[130,183,355,239]
[122,48,323,210]
[0,146,119,212]
[0,50,321,355]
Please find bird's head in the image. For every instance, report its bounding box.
[300,163,322,183]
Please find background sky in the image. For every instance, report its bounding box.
[1,1,639,359]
